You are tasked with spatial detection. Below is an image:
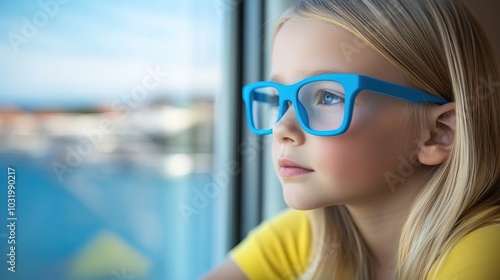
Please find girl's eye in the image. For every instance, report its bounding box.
[317,89,344,106]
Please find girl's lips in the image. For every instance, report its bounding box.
[278,159,314,177]
[279,166,314,177]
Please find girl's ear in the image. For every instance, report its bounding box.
[418,102,456,166]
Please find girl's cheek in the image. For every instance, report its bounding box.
[314,116,407,189]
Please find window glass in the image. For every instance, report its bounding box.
[0,1,230,279]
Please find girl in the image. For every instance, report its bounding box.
[204,0,500,279]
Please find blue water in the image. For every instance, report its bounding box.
[0,151,216,280]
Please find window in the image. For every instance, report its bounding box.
[0,1,232,279]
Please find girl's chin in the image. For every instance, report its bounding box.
[283,190,327,210]
[281,184,348,210]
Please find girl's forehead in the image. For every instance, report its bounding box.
[271,18,408,86]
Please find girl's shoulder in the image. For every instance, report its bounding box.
[428,215,500,279]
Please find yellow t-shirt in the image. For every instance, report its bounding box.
[230,208,500,280]
[230,209,311,279]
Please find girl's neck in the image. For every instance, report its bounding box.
[344,168,430,277]
[347,202,405,278]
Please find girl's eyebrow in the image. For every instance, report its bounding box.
[269,74,282,83]
[269,69,345,83]
[302,69,345,77]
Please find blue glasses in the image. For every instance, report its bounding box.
[242,73,449,136]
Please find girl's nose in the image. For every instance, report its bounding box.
[273,103,306,145]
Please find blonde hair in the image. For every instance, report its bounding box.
[274,0,500,279]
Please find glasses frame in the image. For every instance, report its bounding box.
[242,73,450,136]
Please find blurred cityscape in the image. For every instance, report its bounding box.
[0,96,214,178]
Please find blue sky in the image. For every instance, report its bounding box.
[0,1,223,109]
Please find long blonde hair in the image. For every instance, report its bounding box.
[274,0,500,279]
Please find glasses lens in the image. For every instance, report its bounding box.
[250,86,279,131]
[297,80,345,132]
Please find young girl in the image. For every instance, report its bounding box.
[204,0,500,279]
